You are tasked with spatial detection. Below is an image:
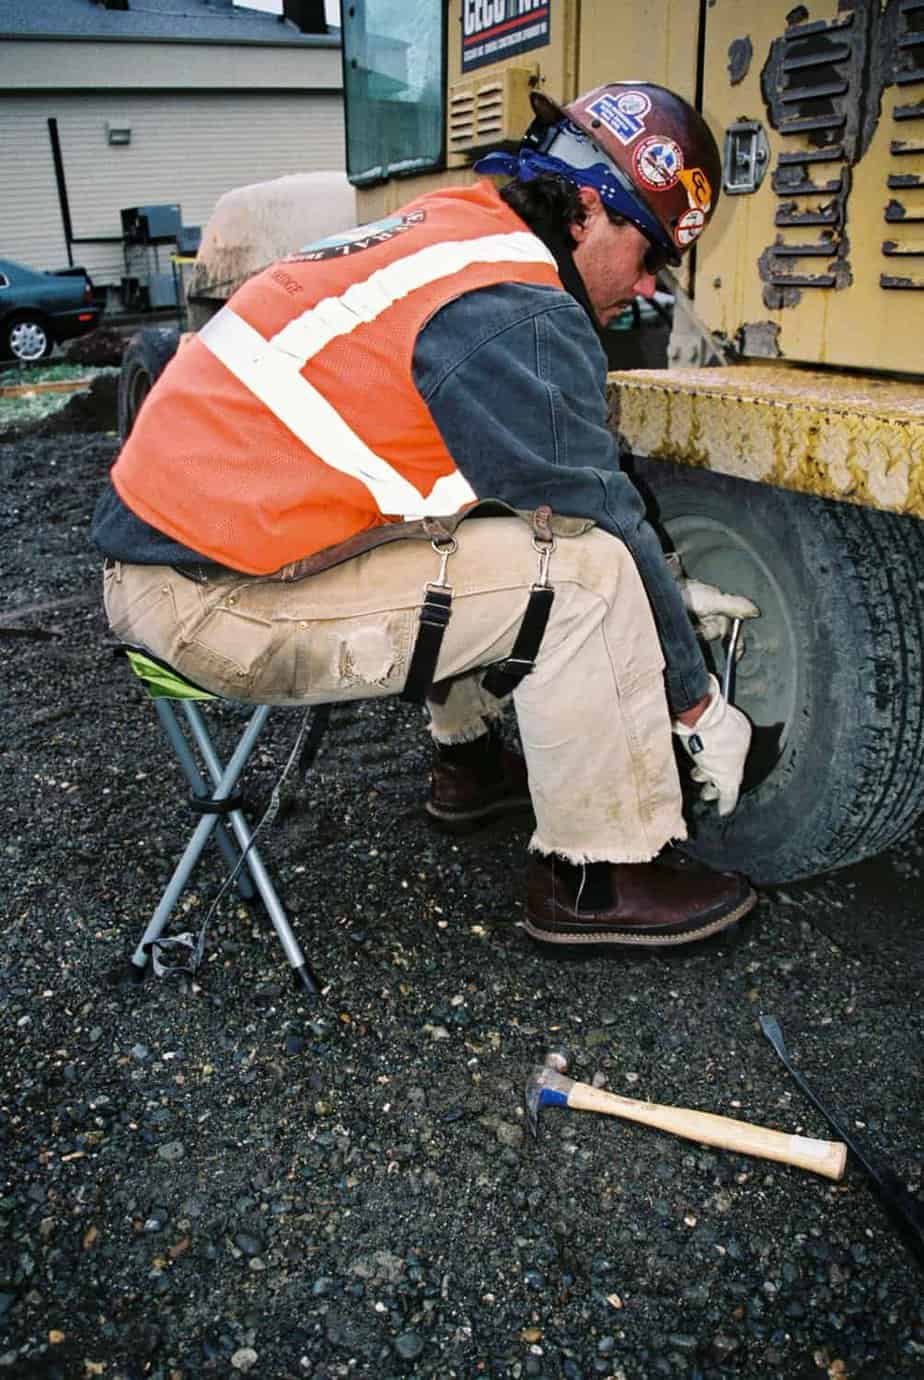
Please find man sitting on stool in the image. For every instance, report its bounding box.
[93,81,757,950]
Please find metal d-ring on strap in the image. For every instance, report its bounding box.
[400,533,458,703]
[481,523,557,700]
[401,507,559,704]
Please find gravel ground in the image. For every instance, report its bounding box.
[1,429,923,1380]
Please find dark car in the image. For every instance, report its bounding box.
[0,256,102,363]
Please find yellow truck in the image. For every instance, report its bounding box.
[337,0,924,885]
[120,0,923,886]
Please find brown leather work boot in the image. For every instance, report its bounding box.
[426,743,532,833]
[525,853,756,948]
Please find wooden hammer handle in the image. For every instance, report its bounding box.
[566,1081,847,1181]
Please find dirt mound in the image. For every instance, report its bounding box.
[0,372,118,442]
[61,325,127,367]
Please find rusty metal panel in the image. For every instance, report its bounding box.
[610,365,924,516]
[696,0,924,375]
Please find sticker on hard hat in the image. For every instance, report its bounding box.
[586,90,651,146]
[632,136,684,191]
[675,208,706,246]
[678,167,712,214]
[287,210,426,262]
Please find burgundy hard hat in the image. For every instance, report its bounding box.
[528,83,722,262]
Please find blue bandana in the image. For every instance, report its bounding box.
[474,143,680,267]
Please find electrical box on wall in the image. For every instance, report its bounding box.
[120,204,182,245]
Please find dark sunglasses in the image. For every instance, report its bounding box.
[642,238,674,277]
[604,206,675,277]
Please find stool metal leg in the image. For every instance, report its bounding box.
[181,704,318,994]
[152,699,256,901]
[131,705,272,974]
[132,703,320,997]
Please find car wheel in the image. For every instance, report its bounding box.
[635,458,924,884]
[5,314,53,363]
[118,326,180,441]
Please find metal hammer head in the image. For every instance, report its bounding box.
[524,1049,575,1138]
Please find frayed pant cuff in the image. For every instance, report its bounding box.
[427,709,504,747]
[527,829,688,866]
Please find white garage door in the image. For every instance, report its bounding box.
[0,90,345,286]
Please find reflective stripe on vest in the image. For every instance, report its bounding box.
[111,183,567,573]
[270,230,554,366]
[200,307,474,519]
[198,229,555,520]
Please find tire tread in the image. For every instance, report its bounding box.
[639,458,924,882]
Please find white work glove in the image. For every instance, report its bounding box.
[666,554,760,643]
[672,674,752,816]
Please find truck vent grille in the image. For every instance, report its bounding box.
[881,0,924,288]
[760,1,924,304]
[448,89,477,147]
[447,68,535,158]
[759,9,863,304]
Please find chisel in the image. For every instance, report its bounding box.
[760,1014,924,1270]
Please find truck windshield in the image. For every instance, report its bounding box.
[342,0,445,185]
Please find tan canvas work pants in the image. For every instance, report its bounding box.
[104,518,686,863]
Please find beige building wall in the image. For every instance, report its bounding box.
[0,39,344,287]
[0,37,341,93]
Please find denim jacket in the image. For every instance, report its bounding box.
[412,280,709,714]
[93,245,708,713]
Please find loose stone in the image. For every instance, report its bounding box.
[231,1347,258,1372]
[234,1233,263,1257]
[393,1331,424,1360]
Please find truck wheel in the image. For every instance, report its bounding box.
[118,327,179,441]
[634,458,924,884]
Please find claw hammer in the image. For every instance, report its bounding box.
[525,1051,847,1180]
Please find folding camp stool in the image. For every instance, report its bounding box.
[117,644,329,997]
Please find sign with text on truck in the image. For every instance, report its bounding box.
[461,0,550,73]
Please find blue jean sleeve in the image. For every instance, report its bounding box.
[413,285,709,714]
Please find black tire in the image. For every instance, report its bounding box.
[5,313,53,362]
[118,326,179,441]
[634,458,924,884]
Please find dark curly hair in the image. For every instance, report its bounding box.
[498,173,626,248]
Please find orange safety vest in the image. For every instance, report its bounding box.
[112,182,564,574]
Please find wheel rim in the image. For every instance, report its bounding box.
[9,319,48,362]
[665,513,800,792]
